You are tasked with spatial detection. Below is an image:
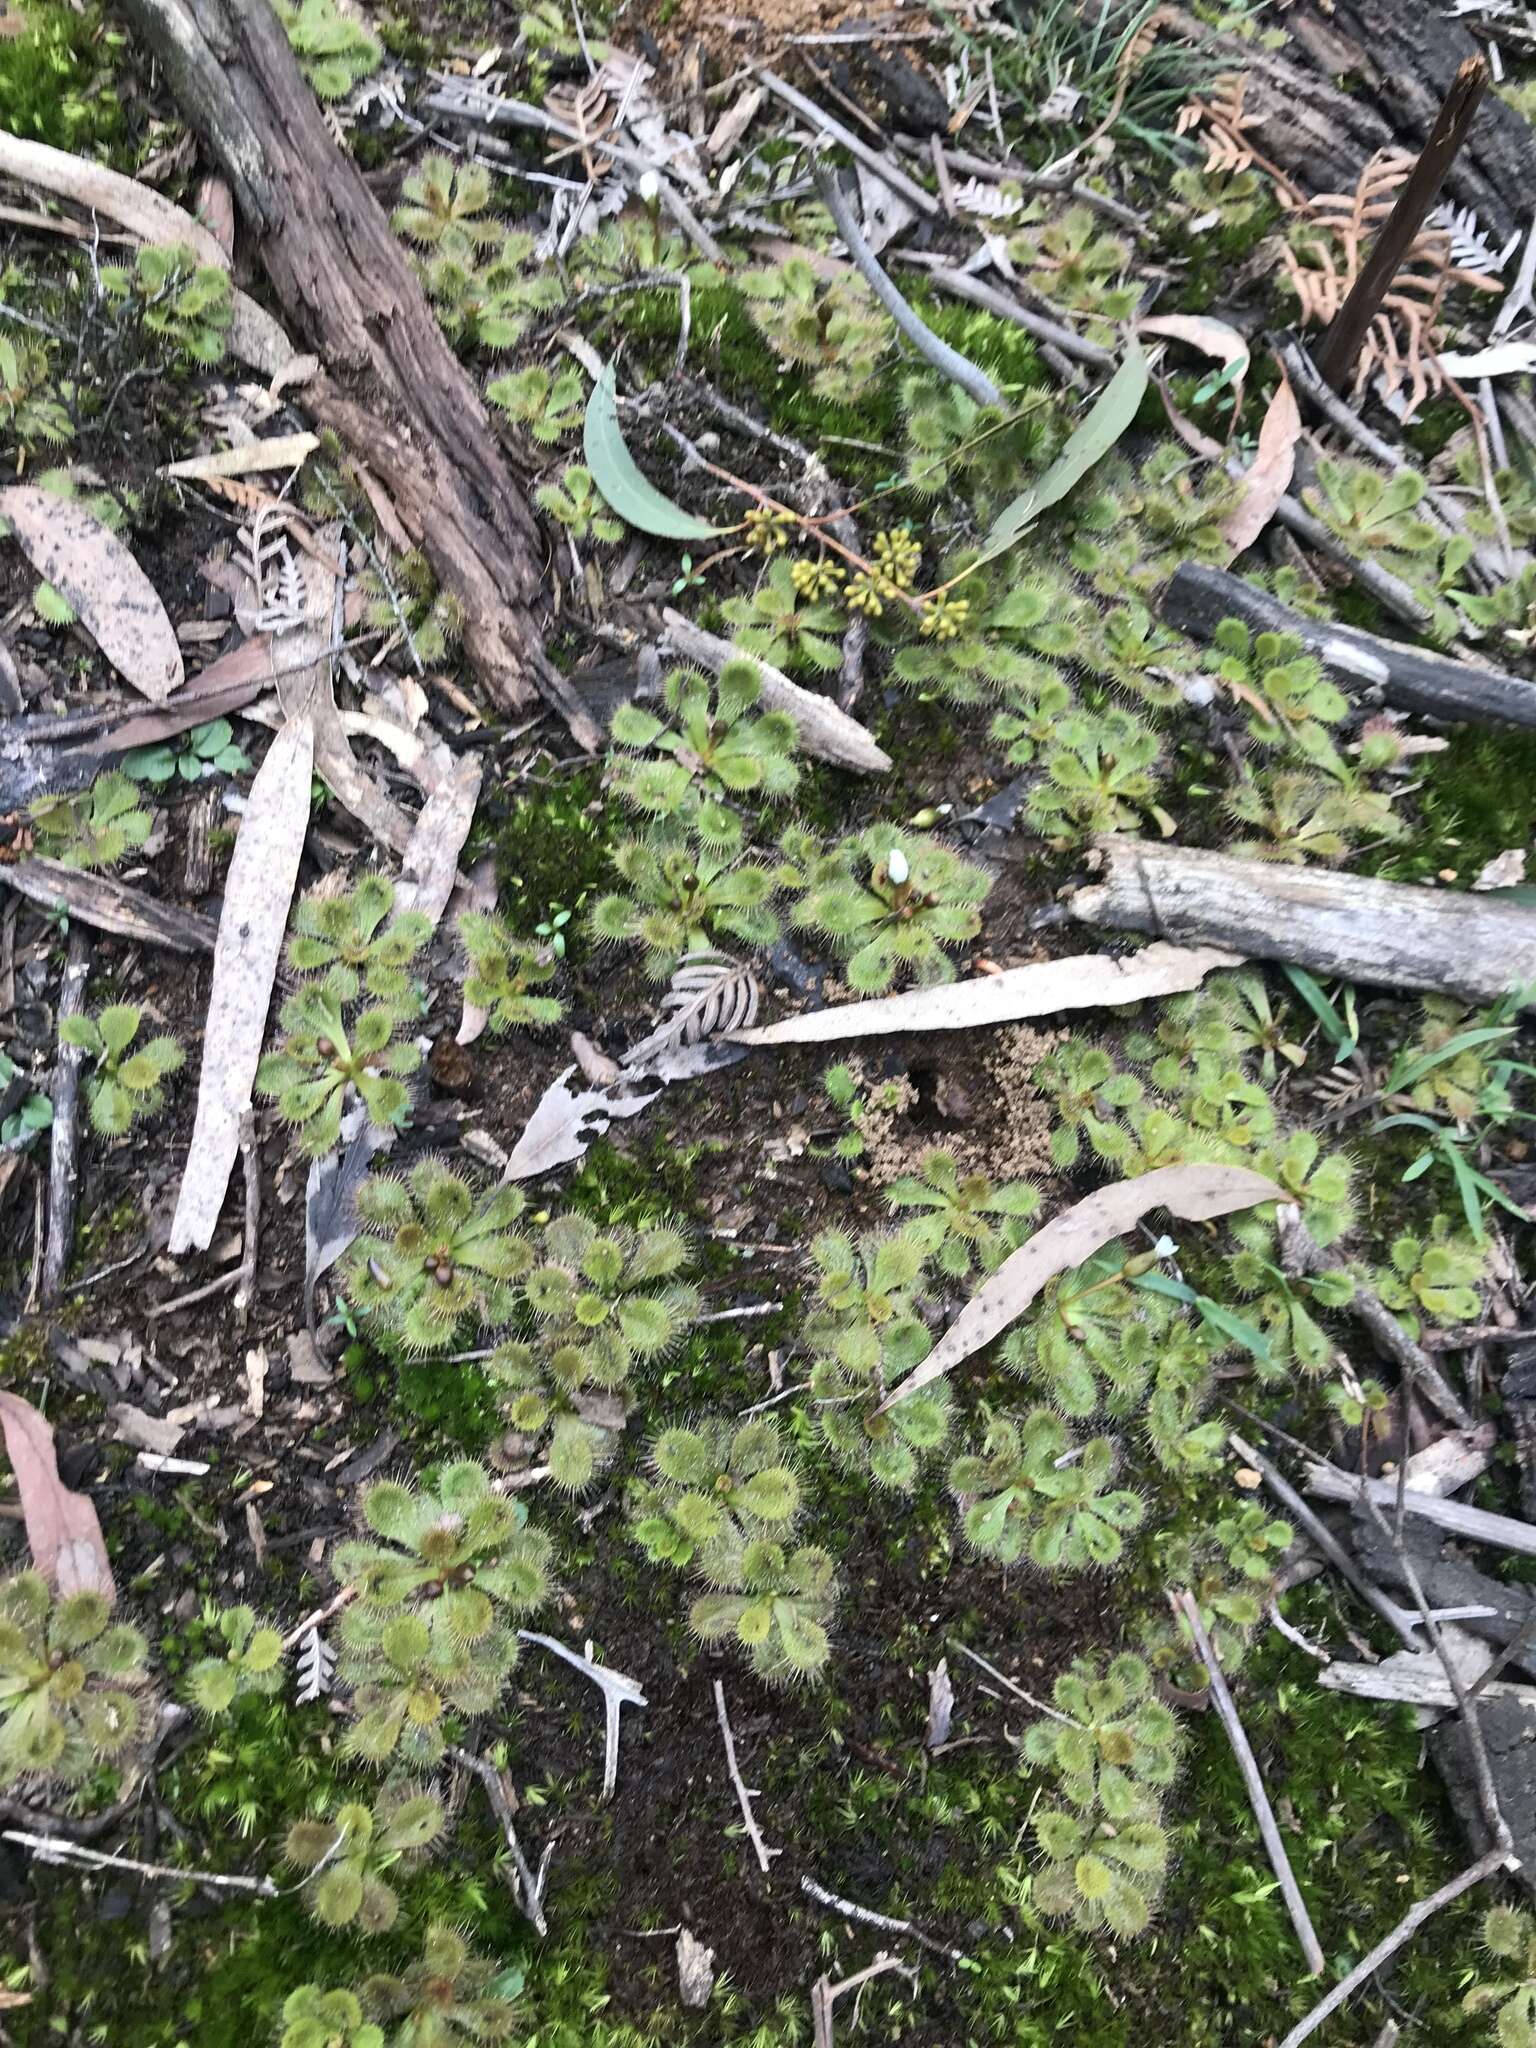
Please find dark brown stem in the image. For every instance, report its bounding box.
[1316,55,1490,393]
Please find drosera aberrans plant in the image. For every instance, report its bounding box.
[59,1001,183,1139]
[0,1571,152,1789]
[282,1780,446,1932]
[344,1160,532,1356]
[255,985,422,1158]
[334,1461,554,1767]
[628,1414,802,1569]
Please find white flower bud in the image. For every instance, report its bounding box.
[885,848,909,886]
[637,171,661,206]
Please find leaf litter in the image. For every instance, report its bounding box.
[5,13,1536,2043]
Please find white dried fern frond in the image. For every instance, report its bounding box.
[293,1625,336,1705]
[1427,201,1520,277]
[622,950,760,1071]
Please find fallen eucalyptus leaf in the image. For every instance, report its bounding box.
[1220,374,1301,557]
[0,485,183,700]
[879,1163,1285,1412]
[985,337,1148,554]
[394,751,482,932]
[730,942,1239,1045]
[169,714,315,1252]
[503,1063,662,1182]
[0,1390,113,1597]
[584,362,724,541]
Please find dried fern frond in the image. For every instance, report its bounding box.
[1280,150,1501,416]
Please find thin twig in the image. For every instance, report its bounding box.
[814,168,1003,409]
[1171,1590,1325,1975]
[517,1630,646,1803]
[280,1585,356,1654]
[895,257,1114,369]
[1228,1431,1421,1652]
[40,929,89,1306]
[947,1639,1083,1727]
[712,1680,780,1875]
[2,1830,276,1896]
[811,1952,918,2048]
[755,69,938,218]
[800,1874,970,1964]
[448,1746,548,1937]
[233,1110,261,1330]
[1275,1844,1510,2048]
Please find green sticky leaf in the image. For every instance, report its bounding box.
[583,362,724,542]
[984,338,1148,554]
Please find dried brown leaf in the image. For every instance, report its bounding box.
[0,486,183,700]
[879,1164,1285,1412]
[1221,374,1301,556]
[0,1390,113,1597]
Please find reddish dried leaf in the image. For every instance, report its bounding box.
[0,1390,113,1597]
[1221,376,1302,557]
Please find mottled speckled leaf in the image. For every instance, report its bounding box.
[0,485,183,699]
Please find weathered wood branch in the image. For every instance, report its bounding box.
[1162,563,1536,731]
[116,0,594,742]
[1069,839,1536,1007]
[659,611,891,774]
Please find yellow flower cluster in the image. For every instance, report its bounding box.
[790,555,845,600]
[919,594,971,642]
[743,505,795,555]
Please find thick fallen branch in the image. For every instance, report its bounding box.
[117,0,588,742]
[1069,839,1536,1006]
[1162,562,1536,731]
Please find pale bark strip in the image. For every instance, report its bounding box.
[169,714,314,1253]
[40,929,89,1308]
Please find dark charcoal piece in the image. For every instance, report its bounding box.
[1431,1696,1536,1899]
[1349,1504,1536,1674]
